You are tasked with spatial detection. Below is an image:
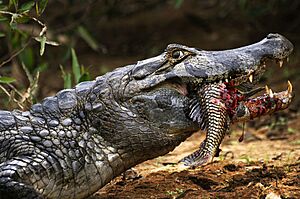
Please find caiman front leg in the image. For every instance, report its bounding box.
[0,157,44,199]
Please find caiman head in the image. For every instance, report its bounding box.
[107,33,293,167]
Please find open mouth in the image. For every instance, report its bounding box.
[129,33,294,167]
[167,57,294,127]
[174,56,294,168]
[185,56,293,119]
[214,58,293,120]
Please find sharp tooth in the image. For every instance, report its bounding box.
[287,80,293,93]
[225,78,228,82]
[279,60,283,67]
[249,74,253,83]
[287,57,289,62]
[265,85,270,94]
[269,89,274,98]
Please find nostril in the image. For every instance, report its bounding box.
[267,33,279,39]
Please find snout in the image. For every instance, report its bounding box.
[262,33,294,59]
[181,33,294,83]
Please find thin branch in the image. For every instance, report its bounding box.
[0,84,24,109]
[0,39,32,68]
[7,83,23,97]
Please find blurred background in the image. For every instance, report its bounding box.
[0,0,299,110]
[1,1,300,197]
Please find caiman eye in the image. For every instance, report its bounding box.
[172,50,184,59]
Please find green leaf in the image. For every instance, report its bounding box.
[288,127,296,134]
[78,72,91,82]
[36,0,48,16]
[71,48,81,83]
[0,4,9,10]
[77,26,99,51]
[0,32,5,37]
[19,1,35,13]
[0,76,16,84]
[9,0,18,10]
[35,62,48,73]
[174,0,184,9]
[0,15,8,22]
[39,35,46,56]
[19,48,34,72]
[60,65,72,89]
[64,73,72,89]
[14,14,30,23]
[79,65,91,82]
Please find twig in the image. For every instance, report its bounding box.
[0,84,24,109]
[0,39,32,68]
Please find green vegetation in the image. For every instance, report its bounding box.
[239,154,254,164]
[166,188,185,198]
[0,0,90,109]
[60,48,90,89]
[0,0,51,109]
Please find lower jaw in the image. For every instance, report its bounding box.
[231,83,293,123]
[180,80,293,167]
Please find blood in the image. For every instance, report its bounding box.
[219,82,246,118]
[219,82,281,120]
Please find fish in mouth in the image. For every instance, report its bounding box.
[179,36,294,168]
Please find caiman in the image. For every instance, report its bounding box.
[0,33,294,199]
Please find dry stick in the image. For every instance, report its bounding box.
[7,83,25,99]
[0,11,46,30]
[0,84,24,109]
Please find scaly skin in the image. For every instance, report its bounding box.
[0,33,294,199]
[180,82,293,167]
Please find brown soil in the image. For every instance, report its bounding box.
[94,116,300,199]
[1,2,299,198]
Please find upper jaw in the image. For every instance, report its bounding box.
[126,33,293,99]
[177,33,293,88]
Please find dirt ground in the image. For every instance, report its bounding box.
[1,2,299,198]
[94,113,300,199]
